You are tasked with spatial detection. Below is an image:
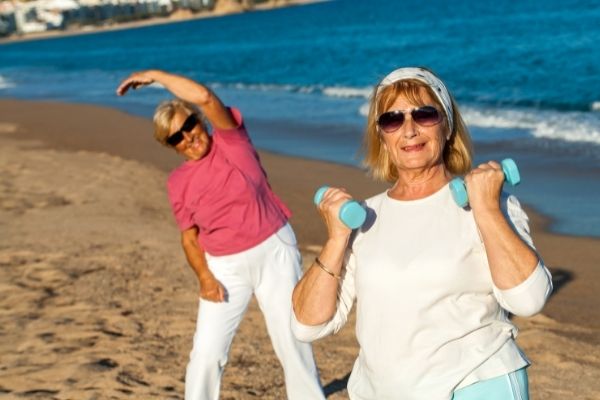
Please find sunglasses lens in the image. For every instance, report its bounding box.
[166,131,184,146]
[181,114,198,131]
[166,114,199,147]
[378,111,405,133]
[412,106,441,126]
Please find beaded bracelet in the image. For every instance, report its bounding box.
[314,257,341,280]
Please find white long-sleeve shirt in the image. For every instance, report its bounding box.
[293,185,552,400]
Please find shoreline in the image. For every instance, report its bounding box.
[1,97,596,241]
[0,97,600,241]
[0,0,327,45]
[1,98,599,398]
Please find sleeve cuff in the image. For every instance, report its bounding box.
[493,261,553,317]
[290,310,334,343]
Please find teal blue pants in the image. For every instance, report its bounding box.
[452,368,529,400]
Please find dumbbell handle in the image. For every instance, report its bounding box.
[314,186,367,229]
[450,158,521,208]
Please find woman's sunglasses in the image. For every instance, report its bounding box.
[166,114,199,146]
[377,106,442,134]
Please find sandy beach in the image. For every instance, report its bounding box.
[0,99,599,399]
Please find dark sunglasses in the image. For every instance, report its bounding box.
[166,114,199,146]
[377,106,442,134]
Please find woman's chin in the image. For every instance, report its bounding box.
[186,153,202,161]
[185,148,209,161]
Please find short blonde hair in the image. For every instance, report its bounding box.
[363,77,473,182]
[153,99,208,146]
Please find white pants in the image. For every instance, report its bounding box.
[184,223,325,400]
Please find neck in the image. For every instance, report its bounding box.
[389,164,451,200]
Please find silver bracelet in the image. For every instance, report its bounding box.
[314,257,341,280]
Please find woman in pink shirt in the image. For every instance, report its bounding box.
[116,70,324,400]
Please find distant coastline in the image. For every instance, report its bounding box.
[0,0,325,44]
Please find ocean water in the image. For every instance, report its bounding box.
[1,0,599,237]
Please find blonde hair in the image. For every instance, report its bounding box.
[363,77,473,182]
[153,99,208,146]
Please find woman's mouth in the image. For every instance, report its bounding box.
[401,143,425,152]
[190,136,201,150]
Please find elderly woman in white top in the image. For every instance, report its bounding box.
[292,67,552,400]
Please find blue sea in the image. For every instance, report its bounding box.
[1,0,599,237]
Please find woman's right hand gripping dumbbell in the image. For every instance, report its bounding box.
[315,187,356,242]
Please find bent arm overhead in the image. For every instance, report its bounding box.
[116,69,237,130]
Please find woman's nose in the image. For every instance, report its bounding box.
[182,131,194,141]
[402,116,419,139]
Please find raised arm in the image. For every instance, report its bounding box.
[292,188,354,325]
[466,161,552,315]
[116,69,236,130]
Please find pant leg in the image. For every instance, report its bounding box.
[511,368,529,400]
[452,368,529,400]
[251,224,325,400]
[185,254,253,400]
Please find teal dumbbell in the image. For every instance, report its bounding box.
[313,186,367,229]
[449,158,521,208]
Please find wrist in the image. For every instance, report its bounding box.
[197,269,214,282]
[314,256,341,280]
[324,236,349,251]
[472,206,503,227]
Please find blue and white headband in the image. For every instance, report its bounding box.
[375,67,454,133]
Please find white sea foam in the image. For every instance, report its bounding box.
[147,82,164,90]
[462,106,600,145]
[232,82,298,92]
[358,102,369,117]
[214,82,309,93]
[359,101,600,145]
[322,86,371,99]
[214,82,372,98]
[0,75,15,90]
[211,80,600,146]
[359,103,370,117]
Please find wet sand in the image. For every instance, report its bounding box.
[0,99,598,399]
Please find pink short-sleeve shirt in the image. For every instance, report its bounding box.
[167,108,291,256]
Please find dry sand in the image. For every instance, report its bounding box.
[0,100,598,399]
